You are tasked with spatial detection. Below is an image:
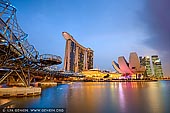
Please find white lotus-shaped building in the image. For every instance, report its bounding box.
[112,52,145,76]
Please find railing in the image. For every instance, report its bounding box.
[39,54,62,63]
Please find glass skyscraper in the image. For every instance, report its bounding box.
[139,56,153,77]
[151,55,163,78]
[139,55,163,78]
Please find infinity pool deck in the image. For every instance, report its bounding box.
[0,87,41,97]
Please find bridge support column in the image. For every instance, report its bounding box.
[28,69,30,87]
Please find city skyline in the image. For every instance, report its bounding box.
[10,0,170,76]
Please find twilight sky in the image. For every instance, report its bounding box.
[10,0,170,76]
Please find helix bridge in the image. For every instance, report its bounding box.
[0,0,62,87]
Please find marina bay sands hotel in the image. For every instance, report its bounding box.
[62,32,93,73]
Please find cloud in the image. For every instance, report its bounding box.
[142,0,170,76]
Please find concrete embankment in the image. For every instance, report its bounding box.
[0,87,41,97]
[31,82,57,88]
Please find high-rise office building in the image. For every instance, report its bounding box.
[62,32,93,73]
[139,55,163,77]
[151,55,163,78]
[139,56,153,76]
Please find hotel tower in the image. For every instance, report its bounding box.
[62,32,93,73]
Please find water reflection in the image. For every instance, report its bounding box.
[118,83,125,113]
[0,81,170,113]
[66,82,170,113]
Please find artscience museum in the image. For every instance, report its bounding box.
[112,52,146,79]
